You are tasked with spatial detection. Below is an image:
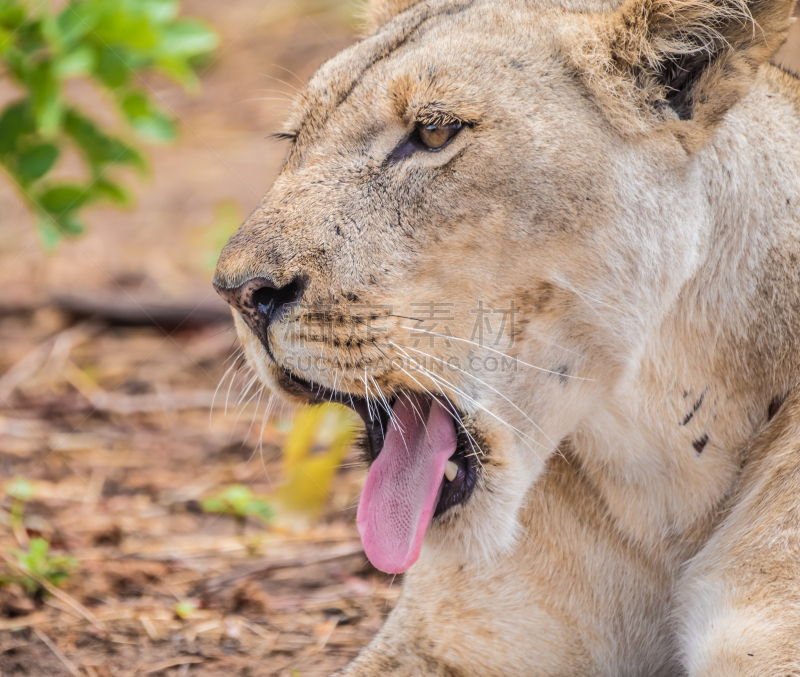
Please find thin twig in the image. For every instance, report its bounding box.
[140,656,206,675]
[194,543,364,595]
[0,322,97,400]
[34,628,82,677]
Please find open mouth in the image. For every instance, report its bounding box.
[279,369,479,573]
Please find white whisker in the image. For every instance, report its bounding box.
[389,342,546,460]
[211,350,242,424]
[395,325,592,381]
[261,71,304,95]
[404,344,558,450]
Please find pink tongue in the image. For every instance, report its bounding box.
[357,395,457,574]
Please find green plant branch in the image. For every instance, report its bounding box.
[0,0,218,248]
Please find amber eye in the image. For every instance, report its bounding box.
[416,121,462,150]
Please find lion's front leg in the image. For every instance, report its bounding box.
[336,453,679,677]
[334,576,589,677]
[676,392,800,676]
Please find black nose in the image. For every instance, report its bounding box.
[214,276,305,344]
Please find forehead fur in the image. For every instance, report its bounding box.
[282,0,566,147]
[281,0,792,158]
[282,0,476,145]
[364,0,627,33]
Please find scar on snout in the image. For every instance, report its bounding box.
[768,394,786,421]
[693,435,709,454]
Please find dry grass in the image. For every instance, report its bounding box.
[0,310,398,677]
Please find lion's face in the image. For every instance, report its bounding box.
[213,0,784,572]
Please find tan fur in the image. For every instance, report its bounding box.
[214,0,800,673]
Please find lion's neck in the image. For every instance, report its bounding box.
[572,66,800,555]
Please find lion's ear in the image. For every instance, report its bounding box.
[566,0,794,147]
[362,0,423,33]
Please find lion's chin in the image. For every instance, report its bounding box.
[232,315,532,571]
[421,453,530,570]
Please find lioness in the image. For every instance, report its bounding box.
[213,0,800,672]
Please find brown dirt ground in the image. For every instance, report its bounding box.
[1,1,799,676]
[0,2,395,676]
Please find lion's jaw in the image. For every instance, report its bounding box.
[212,0,786,572]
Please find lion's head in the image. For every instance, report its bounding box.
[213,0,793,573]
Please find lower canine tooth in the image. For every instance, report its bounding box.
[445,460,458,482]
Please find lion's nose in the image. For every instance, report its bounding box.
[213,276,305,341]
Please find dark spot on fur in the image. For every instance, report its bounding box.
[509,59,524,70]
[512,315,530,340]
[681,390,706,425]
[768,394,786,421]
[519,281,559,317]
[683,390,689,398]
[554,365,569,385]
[345,292,359,303]
[693,434,709,454]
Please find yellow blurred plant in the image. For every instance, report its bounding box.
[274,403,358,518]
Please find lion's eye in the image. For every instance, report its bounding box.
[416,121,462,150]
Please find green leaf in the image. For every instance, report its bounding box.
[92,178,132,206]
[200,497,226,514]
[36,213,62,250]
[0,0,217,247]
[38,184,88,214]
[56,4,97,47]
[200,485,273,525]
[222,485,253,512]
[64,108,147,174]
[134,0,180,24]
[245,500,273,523]
[93,10,158,51]
[0,24,14,55]
[93,45,130,89]
[27,62,62,135]
[0,100,34,155]
[39,13,64,52]
[155,56,195,89]
[159,20,218,58]
[4,477,34,502]
[36,207,85,242]
[0,2,26,31]
[26,538,49,570]
[54,46,95,79]
[7,537,79,592]
[120,90,177,142]
[17,143,58,182]
[54,210,85,235]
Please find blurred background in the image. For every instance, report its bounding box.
[0,1,798,676]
